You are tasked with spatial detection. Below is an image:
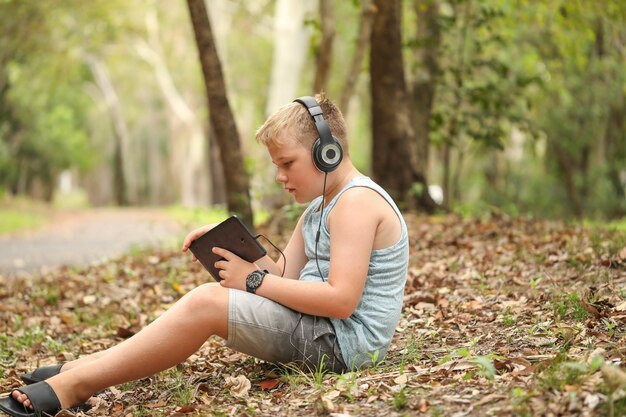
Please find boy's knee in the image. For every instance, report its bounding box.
[181,283,228,315]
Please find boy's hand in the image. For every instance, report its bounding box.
[181,224,217,261]
[212,247,257,290]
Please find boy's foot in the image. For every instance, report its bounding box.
[0,381,62,417]
[20,363,64,385]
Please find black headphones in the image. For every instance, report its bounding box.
[293,96,343,173]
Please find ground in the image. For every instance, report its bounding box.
[0,208,181,276]
[0,212,625,416]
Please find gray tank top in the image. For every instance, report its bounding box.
[300,176,409,368]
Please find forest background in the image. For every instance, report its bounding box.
[1,0,625,224]
[2,1,626,416]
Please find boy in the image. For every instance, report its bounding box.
[0,94,409,417]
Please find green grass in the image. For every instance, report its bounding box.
[0,209,46,234]
[52,190,90,209]
[166,205,229,228]
[553,293,590,322]
[538,355,603,392]
[166,205,270,229]
[584,217,626,232]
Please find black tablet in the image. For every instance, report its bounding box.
[189,215,267,281]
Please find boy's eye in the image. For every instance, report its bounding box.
[283,161,293,168]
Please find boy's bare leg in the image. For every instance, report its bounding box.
[13,283,229,409]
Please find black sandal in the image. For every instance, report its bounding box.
[20,364,64,385]
[0,381,62,417]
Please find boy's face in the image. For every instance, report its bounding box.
[267,134,323,203]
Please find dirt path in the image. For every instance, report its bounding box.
[0,208,183,277]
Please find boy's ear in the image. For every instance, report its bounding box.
[312,136,343,172]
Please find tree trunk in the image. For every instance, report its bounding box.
[442,144,451,207]
[313,0,335,93]
[136,11,211,207]
[553,143,584,218]
[370,0,437,212]
[339,0,375,114]
[442,0,471,209]
[452,144,464,203]
[411,0,441,177]
[85,54,129,206]
[266,0,315,115]
[262,0,315,212]
[604,93,626,216]
[186,0,253,226]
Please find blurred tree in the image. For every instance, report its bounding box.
[0,0,99,201]
[338,0,375,115]
[187,0,253,225]
[312,0,335,93]
[85,54,129,206]
[266,0,314,115]
[135,9,211,207]
[422,0,538,208]
[370,0,437,211]
[410,0,441,192]
[523,0,626,217]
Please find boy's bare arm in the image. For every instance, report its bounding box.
[278,213,308,278]
[254,189,385,318]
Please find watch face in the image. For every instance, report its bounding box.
[246,270,265,293]
[248,272,262,287]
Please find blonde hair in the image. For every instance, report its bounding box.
[256,93,348,154]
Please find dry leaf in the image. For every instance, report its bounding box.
[324,390,341,399]
[83,295,97,305]
[116,326,136,338]
[55,411,76,417]
[394,373,408,385]
[320,396,335,412]
[601,365,626,391]
[144,401,167,408]
[224,374,251,398]
[258,378,280,390]
[176,405,197,413]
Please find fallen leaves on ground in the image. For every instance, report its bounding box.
[0,213,625,416]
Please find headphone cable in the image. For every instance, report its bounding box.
[255,234,286,277]
[315,172,328,282]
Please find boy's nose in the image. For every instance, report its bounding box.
[276,171,287,183]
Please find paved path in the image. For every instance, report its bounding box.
[0,208,183,277]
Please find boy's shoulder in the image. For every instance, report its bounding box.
[333,183,397,217]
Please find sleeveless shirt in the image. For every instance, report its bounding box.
[300,176,409,368]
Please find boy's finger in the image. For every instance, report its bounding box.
[212,246,232,259]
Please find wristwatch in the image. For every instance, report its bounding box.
[246,270,267,294]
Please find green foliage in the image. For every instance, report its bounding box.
[0,0,624,219]
[392,387,409,410]
[553,293,590,322]
[590,226,626,260]
[502,307,517,327]
[428,0,539,150]
[470,355,497,380]
[410,0,626,219]
[0,0,129,200]
[538,354,603,392]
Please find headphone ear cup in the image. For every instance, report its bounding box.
[312,136,343,172]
